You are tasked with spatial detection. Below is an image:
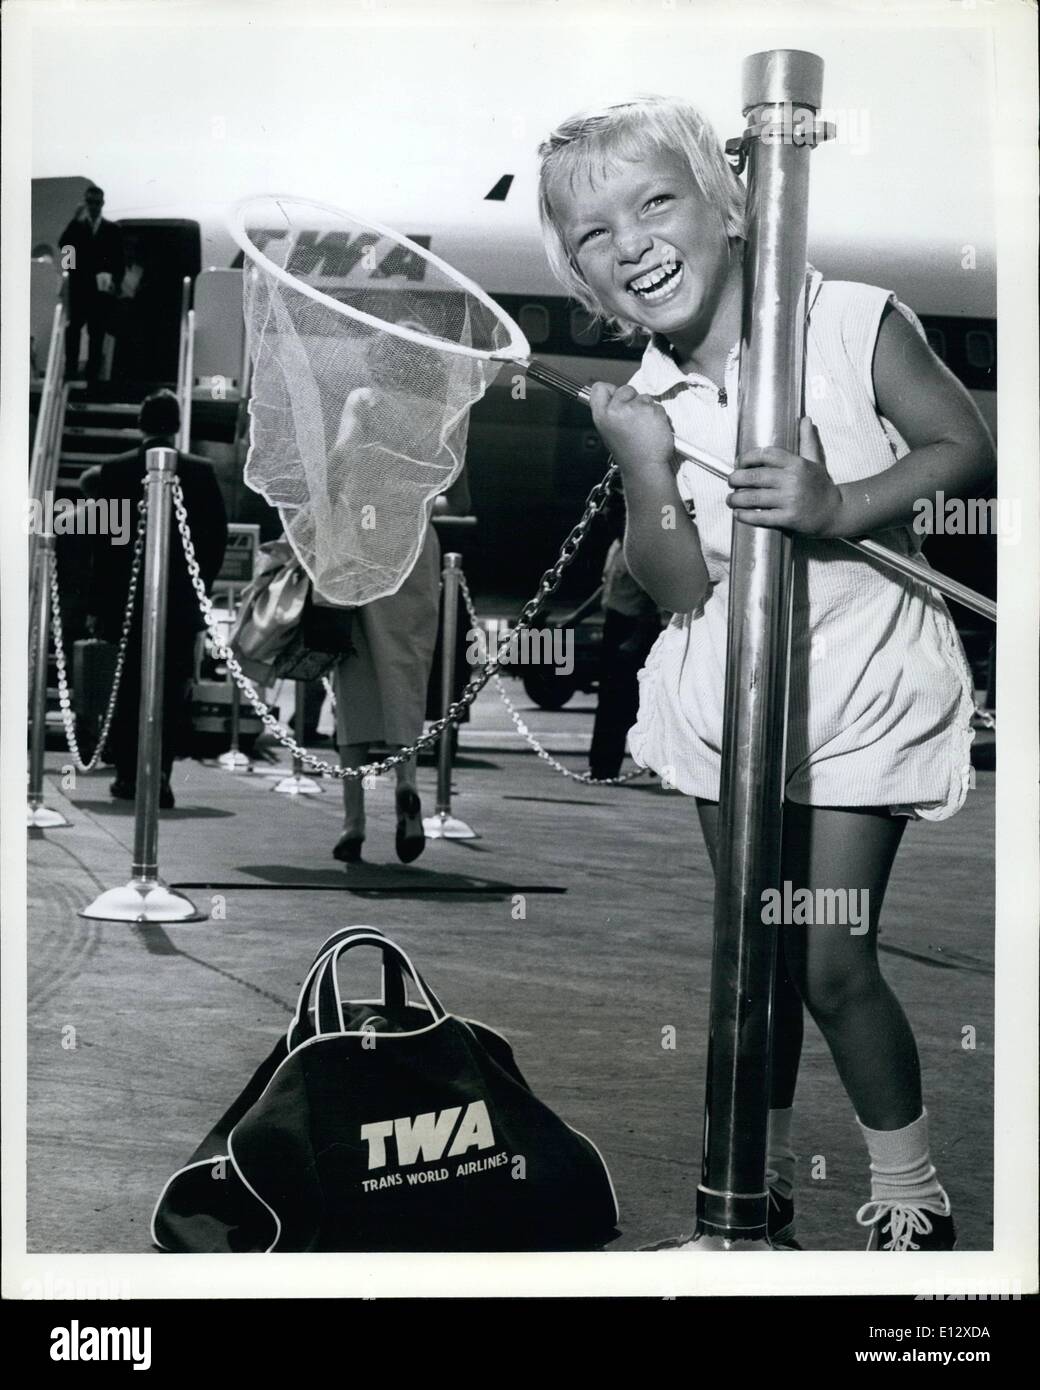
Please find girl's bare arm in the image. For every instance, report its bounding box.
[833,305,997,538]
[589,383,710,612]
[727,306,997,539]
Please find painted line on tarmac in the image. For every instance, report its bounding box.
[879,942,994,975]
[170,882,568,894]
[501,795,613,807]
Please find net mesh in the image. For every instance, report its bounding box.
[235,197,518,606]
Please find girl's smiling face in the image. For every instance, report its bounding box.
[550,147,733,348]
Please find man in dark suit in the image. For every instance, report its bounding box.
[60,185,125,381]
[81,390,228,808]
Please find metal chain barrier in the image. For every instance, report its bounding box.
[27,609,40,687]
[49,499,148,772]
[462,575,995,780]
[456,569,647,787]
[45,468,986,786]
[173,464,622,781]
[45,467,991,785]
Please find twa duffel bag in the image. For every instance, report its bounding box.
[152,927,619,1252]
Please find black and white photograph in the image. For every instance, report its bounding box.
[2,0,1037,1353]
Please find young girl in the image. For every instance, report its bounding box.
[537,97,996,1251]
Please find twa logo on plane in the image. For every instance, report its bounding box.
[361,1101,495,1171]
[252,228,431,284]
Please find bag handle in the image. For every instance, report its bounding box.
[287,927,392,1050]
[286,928,445,1049]
[314,933,447,1038]
[309,925,383,965]
[316,929,410,1021]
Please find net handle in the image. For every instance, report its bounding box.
[226,193,531,364]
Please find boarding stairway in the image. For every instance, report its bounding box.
[59,390,147,486]
[29,264,249,750]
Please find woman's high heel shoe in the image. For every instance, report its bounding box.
[333,832,364,864]
[395,788,425,864]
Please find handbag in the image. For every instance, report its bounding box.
[228,538,355,683]
[152,927,620,1252]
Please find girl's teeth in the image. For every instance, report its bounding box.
[631,264,682,302]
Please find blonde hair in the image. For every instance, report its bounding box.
[537,96,745,343]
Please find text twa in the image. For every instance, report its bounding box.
[361,1101,495,1170]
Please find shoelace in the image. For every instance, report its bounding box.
[856,1194,951,1251]
[766,1171,799,1248]
[765,1168,792,1205]
[767,1193,785,1217]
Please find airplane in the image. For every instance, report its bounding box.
[27,19,999,733]
[30,174,996,598]
[25,17,1001,699]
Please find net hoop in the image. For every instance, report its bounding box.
[227,193,531,364]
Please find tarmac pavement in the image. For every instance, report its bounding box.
[26,684,995,1255]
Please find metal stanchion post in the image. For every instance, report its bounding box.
[273,679,323,794]
[424,552,477,840]
[217,673,251,772]
[26,535,70,828]
[81,448,202,922]
[688,50,832,1249]
[218,593,251,772]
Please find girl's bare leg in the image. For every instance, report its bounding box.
[779,802,920,1129]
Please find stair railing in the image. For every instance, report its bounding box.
[175,275,194,450]
[28,283,69,630]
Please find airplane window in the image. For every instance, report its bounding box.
[570,307,602,347]
[925,328,946,360]
[965,330,995,371]
[519,304,551,345]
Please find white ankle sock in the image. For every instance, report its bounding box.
[857,1108,948,1209]
[766,1107,796,1200]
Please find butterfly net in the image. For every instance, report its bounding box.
[231,196,523,606]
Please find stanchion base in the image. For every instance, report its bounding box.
[79,877,204,923]
[641,1230,774,1252]
[218,750,252,772]
[27,803,71,828]
[422,811,479,840]
[272,773,324,795]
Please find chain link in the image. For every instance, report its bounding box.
[50,499,148,772]
[173,464,620,780]
[28,599,40,684]
[46,464,991,788]
[456,569,646,787]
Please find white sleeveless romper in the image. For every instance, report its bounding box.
[625,272,976,820]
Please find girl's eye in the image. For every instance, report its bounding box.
[645,194,672,211]
[579,228,606,246]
